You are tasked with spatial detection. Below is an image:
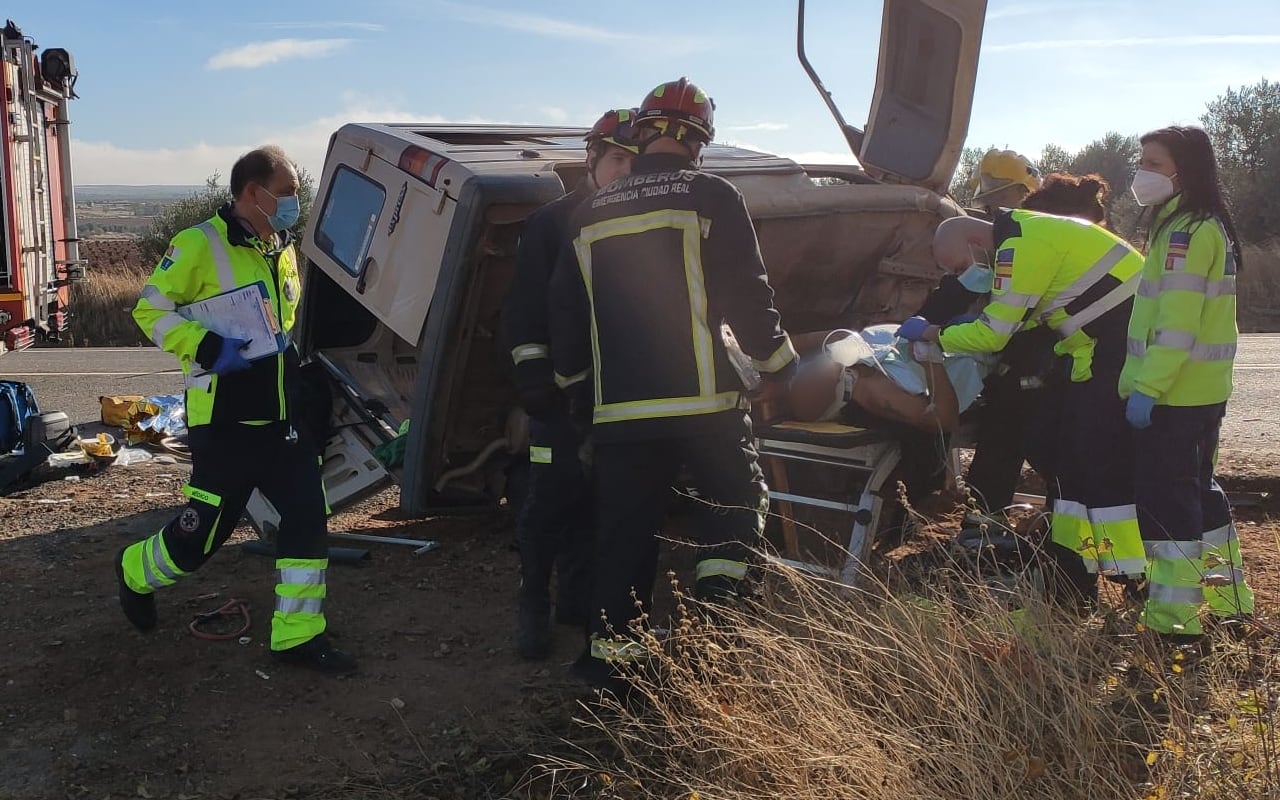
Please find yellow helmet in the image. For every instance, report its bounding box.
[969,149,1042,202]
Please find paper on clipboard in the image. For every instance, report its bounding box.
[177,281,285,362]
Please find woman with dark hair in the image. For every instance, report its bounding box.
[1020,172,1110,226]
[1120,125,1254,639]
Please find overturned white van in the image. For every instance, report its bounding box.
[255,0,988,573]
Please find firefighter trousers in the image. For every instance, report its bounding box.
[119,423,330,651]
[587,423,768,656]
[517,414,594,626]
[1044,365,1144,603]
[1135,402,1254,635]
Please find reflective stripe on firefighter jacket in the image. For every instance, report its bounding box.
[132,205,302,427]
[548,152,796,442]
[1118,200,1237,406]
[939,210,1144,382]
[501,183,589,395]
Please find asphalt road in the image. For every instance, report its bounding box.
[1,346,183,426]
[3,336,1279,456]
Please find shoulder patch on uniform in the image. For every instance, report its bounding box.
[993,248,1015,292]
[1165,231,1191,272]
[158,244,180,270]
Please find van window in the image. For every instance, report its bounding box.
[315,167,386,276]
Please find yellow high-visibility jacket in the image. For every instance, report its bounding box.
[132,206,301,427]
[940,209,1143,382]
[1119,198,1237,406]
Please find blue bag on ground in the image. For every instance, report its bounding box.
[0,380,40,453]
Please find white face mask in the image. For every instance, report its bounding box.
[1131,168,1177,207]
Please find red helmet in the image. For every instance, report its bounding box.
[584,108,640,154]
[636,77,715,144]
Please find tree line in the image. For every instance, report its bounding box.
[950,78,1280,247]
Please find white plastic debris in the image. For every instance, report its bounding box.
[115,447,154,468]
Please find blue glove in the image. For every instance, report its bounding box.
[1125,392,1156,429]
[211,337,252,376]
[946,312,980,327]
[895,316,931,341]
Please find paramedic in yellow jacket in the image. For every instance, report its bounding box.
[1121,125,1254,639]
[115,146,355,674]
[897,211,1145,605]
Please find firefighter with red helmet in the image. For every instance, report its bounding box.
[500,109,638,659]
[549,78,796,690]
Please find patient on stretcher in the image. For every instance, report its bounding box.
[785,325,995,433]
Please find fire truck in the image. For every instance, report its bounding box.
[0,20,82,355]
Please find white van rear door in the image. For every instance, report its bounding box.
[859,0,987,192]
[305,137,458,345]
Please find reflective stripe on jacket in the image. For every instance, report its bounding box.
[132,205,302,427]
[549,152,796,442]
[1119,199,1236,406]
[939,209,1143,382]
[501,183,588,394]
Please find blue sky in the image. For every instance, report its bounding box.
[23,0,1280,185]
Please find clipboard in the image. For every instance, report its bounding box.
[177,281,286,362]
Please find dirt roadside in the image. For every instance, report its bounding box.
[0,450,1276,799]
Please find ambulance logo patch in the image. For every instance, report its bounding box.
[178,508,200,534]
[283,277,299,303]
[1165,231,1190,272]
[993,248,1015,292]
[158,245,180,271]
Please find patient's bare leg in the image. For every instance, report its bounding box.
[789,358,844,421]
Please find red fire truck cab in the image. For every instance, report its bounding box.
[0,20,83,354]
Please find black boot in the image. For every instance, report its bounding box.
[516,592,552,659]
[271,634,357,674]
[114,547,157,632]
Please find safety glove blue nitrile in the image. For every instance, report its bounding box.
[211,337,253,376]
[895,316,932,342]
[1125,391,1156,430]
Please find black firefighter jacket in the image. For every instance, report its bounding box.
[548,152,796,443]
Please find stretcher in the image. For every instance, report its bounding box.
[756,416,973,585]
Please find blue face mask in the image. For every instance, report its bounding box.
[957,263,995,294]
[258,187,301,232]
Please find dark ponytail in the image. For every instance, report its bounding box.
[1021,172,1110,225]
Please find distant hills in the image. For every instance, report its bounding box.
[76,185,206,203]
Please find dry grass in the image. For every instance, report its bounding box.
[536,527,1279,800]
[1240,243,1280,333]
[67,266,149,348]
